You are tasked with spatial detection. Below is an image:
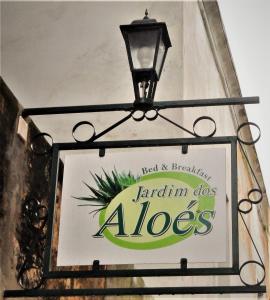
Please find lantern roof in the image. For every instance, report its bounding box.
[120,10,172,48]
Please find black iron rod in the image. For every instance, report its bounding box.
[239,142,262,192]
[231,139,239,270]
[56,136,237,151]
[92,112,133,141]
[22,103,132,116]
[240,213,264,265]
[43,145,60,276]
[3,285,266,298]
[21,97,259,117]
[45,266,238,279]
[158,112,196,137]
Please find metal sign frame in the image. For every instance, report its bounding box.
[3,96,267,297]
[44,136,238,279]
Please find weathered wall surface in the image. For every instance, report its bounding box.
[0,78,25,296]
[0,78,106,300]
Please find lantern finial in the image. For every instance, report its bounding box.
[144,9,149,19]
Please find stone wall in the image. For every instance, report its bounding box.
[1,77,28,296]
[0,78,106,299]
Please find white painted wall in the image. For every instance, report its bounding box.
[219,0,270,200]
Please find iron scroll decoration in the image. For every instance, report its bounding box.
[236,121,266,287]
[16,197,48,289]
[237,122,263,214]
[5,97,267,298]
[72,121,96,143]
[69,109,218,144]
[30,132,53,155]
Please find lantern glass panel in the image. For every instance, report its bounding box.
[155,37,166,78]
[128,29,159,70]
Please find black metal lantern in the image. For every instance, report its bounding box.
[120,10,172,107]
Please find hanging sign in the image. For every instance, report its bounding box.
[57,148,227,266]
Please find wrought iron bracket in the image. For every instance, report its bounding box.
[4,96,267,298]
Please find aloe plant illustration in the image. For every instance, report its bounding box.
[73,169,138,216]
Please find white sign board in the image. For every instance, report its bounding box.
[57,148,227,266]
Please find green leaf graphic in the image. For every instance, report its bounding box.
[73,169,139,214]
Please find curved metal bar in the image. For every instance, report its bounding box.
[145,109,158,121]
[237,122,261,145]
[132,110,145,122]
[71,112,134,143]
[132,109,159,122]
[248,188,263,205]
[30,133,53,155]
[193,116,216,137]
[239,260,265,287]
[238,199,253,214]
[238,188,263,214]
[72,121,96,143]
